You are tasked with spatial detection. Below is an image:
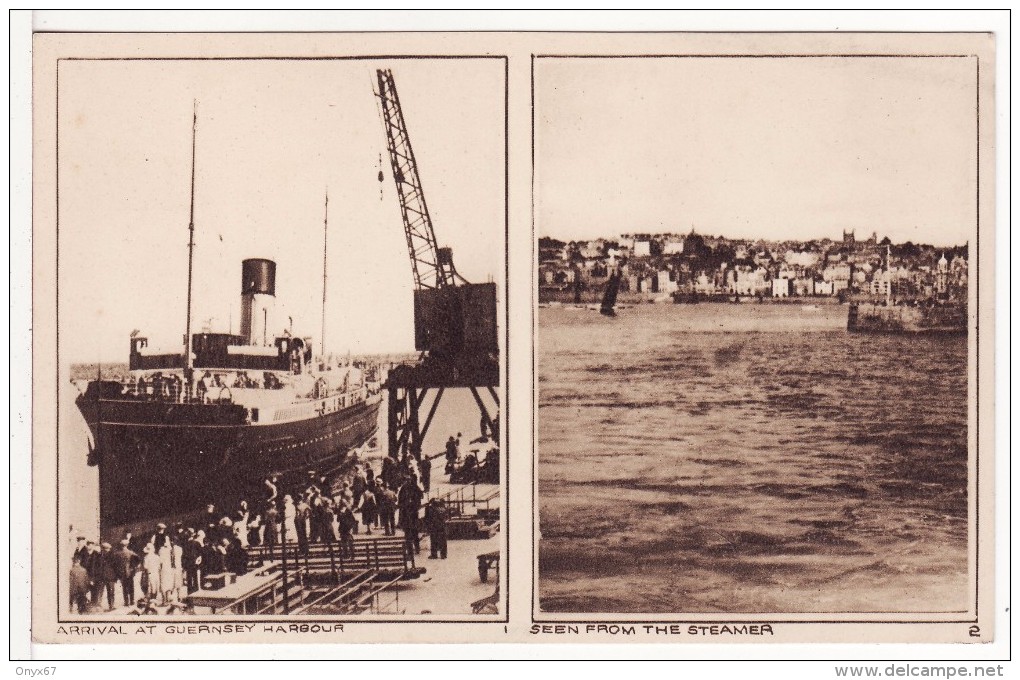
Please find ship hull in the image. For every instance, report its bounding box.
[76,391,380,537]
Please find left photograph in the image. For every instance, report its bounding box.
[55,56,505,618]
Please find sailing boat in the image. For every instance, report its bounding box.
[600,271,621,317]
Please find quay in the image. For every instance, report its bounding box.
[88,480,500,618]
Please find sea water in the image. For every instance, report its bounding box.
[538,302,969,613]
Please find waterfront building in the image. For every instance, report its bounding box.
[813,280,835,296]
[657,270,678,294]
[869,271,892,298]
[794,277,814,297]
[772,277,791,298]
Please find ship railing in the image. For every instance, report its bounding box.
[113,380,240,405]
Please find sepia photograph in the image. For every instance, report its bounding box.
[20,21,1003,656]
[47,50,506,622]
[535,52,986,618]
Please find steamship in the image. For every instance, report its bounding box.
[75,258,382,536]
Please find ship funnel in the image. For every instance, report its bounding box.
[240,258,276,345]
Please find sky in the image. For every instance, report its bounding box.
[58,58,505,364]
[535,56,977,247]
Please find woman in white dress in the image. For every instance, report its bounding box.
[157,539,183,605]
[141,543,161,601]
[282,495,298,543]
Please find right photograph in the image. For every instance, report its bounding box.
[535,55,975,614]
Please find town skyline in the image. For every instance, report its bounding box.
[539,227,968,303]
[538,227,969,250]
[538,223,972,250]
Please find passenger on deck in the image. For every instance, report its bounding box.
[200,372,213,402]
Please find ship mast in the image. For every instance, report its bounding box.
[321,190,328,363]
[184,101,198,397]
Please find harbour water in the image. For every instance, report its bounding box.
[538,303,969,614]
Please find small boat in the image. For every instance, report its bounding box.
[600,271,621,317]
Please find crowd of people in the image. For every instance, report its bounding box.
[68,442,476,615]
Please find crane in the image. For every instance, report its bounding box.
[373,68,499,462]
[375,68,466,291]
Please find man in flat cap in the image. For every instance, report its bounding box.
[113,538,140,607]
[97,542,119,610]
[69,556,90,614]
[83,541,103,608]
[72,535,88,564]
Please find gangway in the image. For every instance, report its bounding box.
[187,536,422,615]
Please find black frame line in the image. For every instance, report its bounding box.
[50,53,511,626]
[530,52,984,629]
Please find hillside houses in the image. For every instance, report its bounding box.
[538,230,968,301]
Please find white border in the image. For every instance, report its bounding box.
[8,9,1011,671]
